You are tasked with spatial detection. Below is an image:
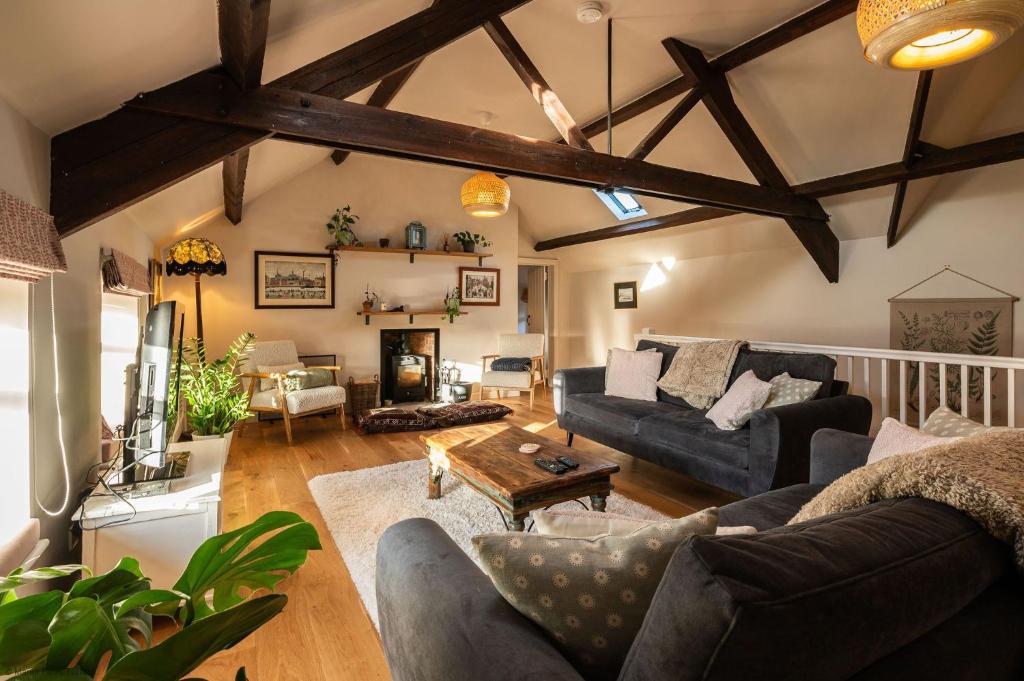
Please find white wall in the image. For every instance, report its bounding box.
[563,160,1024,367]
[162,155,520,388]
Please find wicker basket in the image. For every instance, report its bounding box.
[348,375,380,415]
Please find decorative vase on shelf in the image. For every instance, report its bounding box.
[379,238,390,248]
[463,242,476,253]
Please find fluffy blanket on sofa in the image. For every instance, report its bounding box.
[790,430,1024,573]
[655,339,746,409]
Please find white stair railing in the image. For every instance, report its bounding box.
[636,334,1024,430]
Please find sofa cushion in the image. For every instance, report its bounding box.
[636,410,750,469]
[564,393,682,435]
[728,348,835,399]
[619,498,1013,681]
[635,339,691,407]
[717,483,824,531]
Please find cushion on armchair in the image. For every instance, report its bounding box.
[257,362,304,391]
[283,367,334,392]
[251,385,346,414]
[491,357,533,372]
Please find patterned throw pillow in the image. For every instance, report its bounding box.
[283,368,334,392]
[763,372,822,408]
[257,362,305,391]
[415,401,512,427]
[866,417,958,464]
[532,508,756,539]
[490,356,532,372]
[473,508,718,681]
[356,408,436,434]
[922,406,994,437]
[705,369,772,430]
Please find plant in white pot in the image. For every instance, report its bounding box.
[173,332,256,451]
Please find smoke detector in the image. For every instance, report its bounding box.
[576,1,604,24]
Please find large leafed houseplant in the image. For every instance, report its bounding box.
[0,511,320,680]
[170,332,256,438]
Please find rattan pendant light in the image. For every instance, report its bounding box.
[460,111,511,218]
[460,172,511,218]
[857,0,1024,69]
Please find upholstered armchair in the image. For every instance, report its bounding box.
[478,333,546,410]
[239,340,346,444]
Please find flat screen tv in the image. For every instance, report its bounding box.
[124,301,177,477]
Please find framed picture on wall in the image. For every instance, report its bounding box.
[254,251,335,309]
[614,281,638,309]
[459,267,500,306]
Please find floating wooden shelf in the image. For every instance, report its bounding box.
[357,310,468,325]
[328,244,492,266]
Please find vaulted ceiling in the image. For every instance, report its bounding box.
[1,0,1021,262]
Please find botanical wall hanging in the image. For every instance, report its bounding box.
[889,266,1016,421]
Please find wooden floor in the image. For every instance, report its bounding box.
[193,393,737,680]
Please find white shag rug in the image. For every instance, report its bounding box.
[308,459,667,628]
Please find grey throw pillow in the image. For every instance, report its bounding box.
[473,508,718,680]
[763,372,822,408]
[283,367,334,392]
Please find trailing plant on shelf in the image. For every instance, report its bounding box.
[451,231,491,253]
[443,287,461,321]
[0,511,321,680]
[173,332,256,437]
[326,206,360,247]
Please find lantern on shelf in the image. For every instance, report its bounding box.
[856,0,1024,70]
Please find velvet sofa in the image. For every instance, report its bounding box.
[553,342,872,496]
[376,429,1024,681]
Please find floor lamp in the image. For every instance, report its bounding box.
[165,237,227,343]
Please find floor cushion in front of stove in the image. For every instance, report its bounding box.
[416,401,513,428]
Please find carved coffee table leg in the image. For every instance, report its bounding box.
[427,459,444,500]
[590,493,608,513]
[509,515,527,532]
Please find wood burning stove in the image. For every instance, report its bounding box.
[380,329,440,404]
[390,354,427,403]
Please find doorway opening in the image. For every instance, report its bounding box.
[517,264,552,382]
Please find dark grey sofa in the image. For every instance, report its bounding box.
[554,342,872,496]
[376,430,1024,681]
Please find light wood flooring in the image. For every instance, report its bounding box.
[192,393,736,680]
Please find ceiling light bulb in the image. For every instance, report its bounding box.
[857,0,1024,70]
[577,1,604,24]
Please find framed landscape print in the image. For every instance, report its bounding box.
[614,281,638,309]
[254,251,335,309]
[459,267,500,306]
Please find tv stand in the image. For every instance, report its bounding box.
[73,438,226,589]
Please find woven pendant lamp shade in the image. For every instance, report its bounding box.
[460,172,511,218]
[857,0,1024,69]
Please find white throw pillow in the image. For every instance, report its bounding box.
[763,372,822,408]
[921,406,995,437]
[257,362,305,391]
[605,348,662,402]
[866,417,960,464]
[532,508,755,539]
[705,370,772,430]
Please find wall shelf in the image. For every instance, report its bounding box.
[328,244,492,266]
[357,310,468,325]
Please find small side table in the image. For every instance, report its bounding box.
[440,381,473,403]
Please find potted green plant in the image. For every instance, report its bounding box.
[172,332,255,452]
[451,231,491,254]
[443,287,461,322]
[326,206,360,247]
[0,510,320,680]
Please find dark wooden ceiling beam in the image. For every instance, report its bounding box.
[485,17,593,149]
[886,69,932,247]
[663,38,839,282]
[792,131,1024,197]
[554,0,856,145]
[535,206,737,251]
[217,0,272,224]
[628,88,702,160]
[127,72,828,220]
[51,0,533,236]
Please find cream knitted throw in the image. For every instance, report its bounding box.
[655,339,746,409]
[790,430,1024,573]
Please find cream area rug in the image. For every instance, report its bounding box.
[308,460,667,628]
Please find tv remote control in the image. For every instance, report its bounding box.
[535,458,568,474]
[556,455,579,469]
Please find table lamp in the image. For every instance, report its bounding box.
[165,237,226,342]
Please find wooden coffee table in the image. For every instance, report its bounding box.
[420,422,620,531]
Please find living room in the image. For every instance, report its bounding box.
[1,0,1023,679]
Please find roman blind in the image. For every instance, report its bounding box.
[0,188,67,282]
[102,249,152,297]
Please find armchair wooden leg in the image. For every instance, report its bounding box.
[529,386,535,411]
[339,406,347,430]
[281,409,294,445]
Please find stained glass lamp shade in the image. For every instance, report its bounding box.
[857,0,1024,69]
[165,238,227,341]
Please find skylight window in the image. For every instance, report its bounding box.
[594,189,648,220]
